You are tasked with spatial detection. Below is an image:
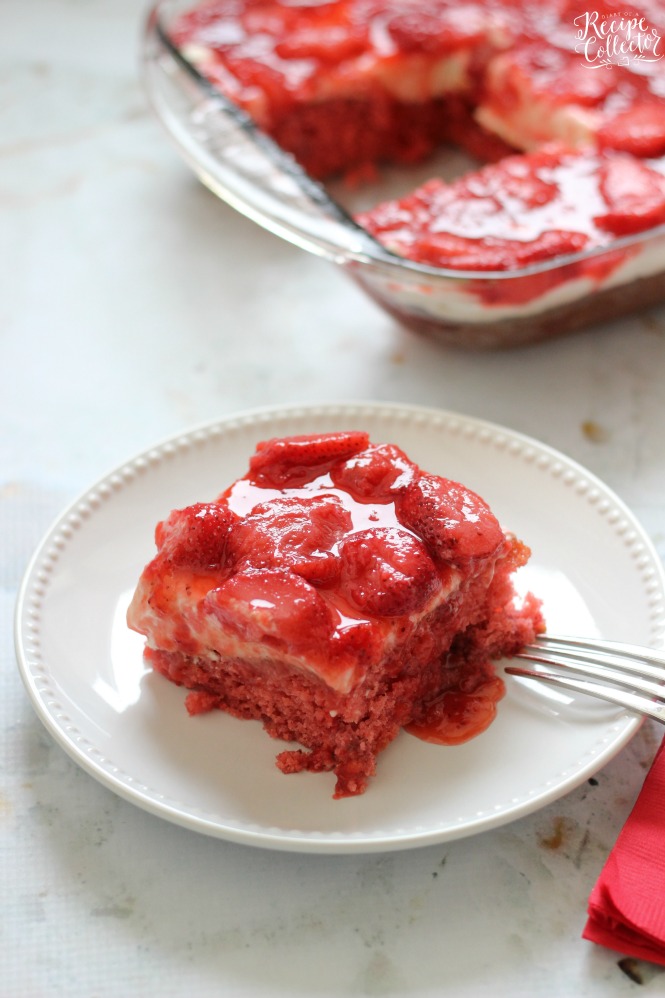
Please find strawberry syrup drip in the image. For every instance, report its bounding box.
[405,674,506,745]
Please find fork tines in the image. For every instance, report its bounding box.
[504,634,665,723]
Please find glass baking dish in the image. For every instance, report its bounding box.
[142,0,665,350]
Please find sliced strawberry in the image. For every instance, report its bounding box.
[384,10,443,52]
[331,442,417,501]
[155,502,237,570]
[387,228,589,270]
[275,26,367,62]
[385,7,485,54]
[594,155,665,235]
[406,155,560,223]
[204,568,335,651]
[249,431,370,488]
[496,41,615,106]
[478,151,561,209]
[228,494,351,585]
[222,53,291,107]
[396,474,505,565]
[337,527,441,617]
[598,104,665,159]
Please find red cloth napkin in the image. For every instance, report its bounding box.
[583,734,665,966]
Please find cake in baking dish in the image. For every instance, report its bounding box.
[166,0,665,330]
[170,0,665,177]
[127,431,543,797]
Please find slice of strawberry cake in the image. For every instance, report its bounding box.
[127,431,543,797]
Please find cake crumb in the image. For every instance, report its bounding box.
[581,419,609,444]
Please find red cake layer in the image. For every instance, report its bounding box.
[127,431,543,797]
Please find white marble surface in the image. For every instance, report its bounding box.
[4,1,665,994]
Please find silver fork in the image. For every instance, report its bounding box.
[504,635,665,723]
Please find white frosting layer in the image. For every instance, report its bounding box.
[127,564,463,695]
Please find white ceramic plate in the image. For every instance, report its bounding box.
[15,403,665,853]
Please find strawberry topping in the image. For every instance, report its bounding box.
[594,155,665,235]
[204,568,336,652]
[249,431,370,487]
[337,527,442,617]
[228,493,351,585]
[357,147,597,272]
[330,442,417,500]
[275,25,368,62]
[598,104,665,160]
[155,502,238,570]
[397,473,504,564]
[493,42,617,107]
[384,6,487,54]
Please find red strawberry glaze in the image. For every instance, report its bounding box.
[406,671,505,745]
[598,104,665,160]
[155,502,238,569]
[487,41,619,111]
[357,146,605,271]
[357,144,665,304]
[330,441,417,501]
[170,0,519,175]
[128,432,543,796]
[397,473,504,564]
[337,526,443,616]
[248,430,369,487]
[594,155,665,235]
